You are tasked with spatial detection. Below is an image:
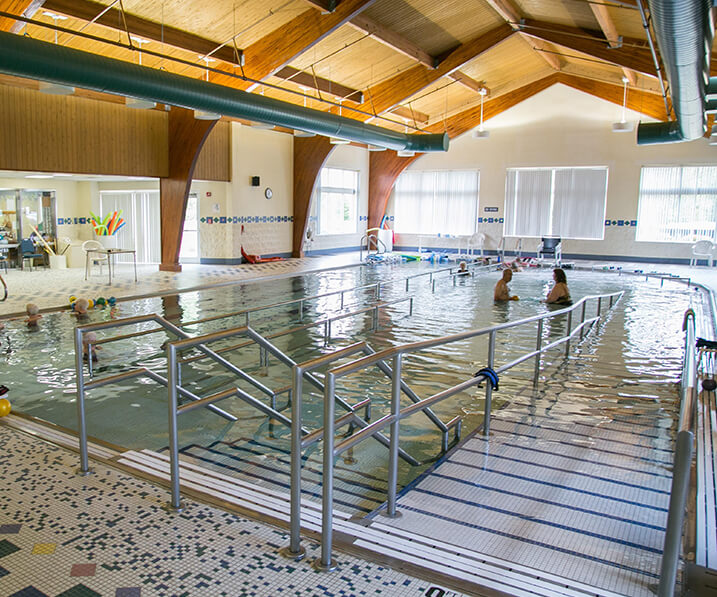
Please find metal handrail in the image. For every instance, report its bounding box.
[313,289,624,569]
[657,308,698,597]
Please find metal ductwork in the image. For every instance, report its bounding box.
[0,31,448,153]
[637,0,714,145]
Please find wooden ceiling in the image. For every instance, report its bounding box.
[0,0,710,140]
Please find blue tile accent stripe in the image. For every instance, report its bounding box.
[199,215,295,224]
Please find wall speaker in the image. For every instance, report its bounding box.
[251,176,260,186]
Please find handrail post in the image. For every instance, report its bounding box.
[74,327,92,476]
[405,278,409,291]
[384,353,403,518]
[281,364,306,560]
[317,372,338,571]
[579,302,587,340]
[299,299,304,322]
[533,319,543,386]
[483,330,496,436]
[373,306,379,330]
[165,342,184,512]
[340,292,344,310]
[565,310,572,356]
[376,283,381,301]
[409,297,414,316]
[432,279,436,293]
[245,312,250,326]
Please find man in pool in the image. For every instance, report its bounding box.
[494,269,519,302]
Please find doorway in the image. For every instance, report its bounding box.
[99,190,161,263]
[180,193,200,263]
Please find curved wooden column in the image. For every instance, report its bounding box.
[292,135,334,257]
[367,151,420,230]
[159,107,216,272]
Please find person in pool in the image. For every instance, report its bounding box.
[457,261,470,275]
[494,269,519,302]
[546,268,572,305]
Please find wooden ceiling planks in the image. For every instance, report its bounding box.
[0,0,38,31]
[352,23,514,120]
[211,0,378,89]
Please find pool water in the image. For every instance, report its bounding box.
[1,263,703,512]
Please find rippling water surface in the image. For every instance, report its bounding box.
[1,263,702,472]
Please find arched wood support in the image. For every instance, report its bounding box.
[367,151,420,230]
[159,107,216,272]
[292,135,334,257]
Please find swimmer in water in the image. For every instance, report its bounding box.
[545,268,572,305]
[494,269,519,302]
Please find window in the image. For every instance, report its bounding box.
[636,166,717,242]
[317,168,358,235]
[393,170,479,235]
[503,167,608,239]
[100,190,161,263]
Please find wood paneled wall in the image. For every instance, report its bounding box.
[194,120,231,182]
[0,84,168,176]
[0,83,231,181]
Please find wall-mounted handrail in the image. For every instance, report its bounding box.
[312,289,624,569]
[657,308,697,597]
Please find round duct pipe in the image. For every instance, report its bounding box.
[0,31,448,153]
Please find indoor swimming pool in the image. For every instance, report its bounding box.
[1,263,705,516]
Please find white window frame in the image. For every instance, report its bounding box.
[316,167,359,236]
[635,165,717,243]
[503,166,608,240]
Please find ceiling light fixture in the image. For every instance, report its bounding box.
[367,144,386,152]
[612,76,634,133]
[193,56,221,120]
[38,12,75,96]
[474,87,490,138]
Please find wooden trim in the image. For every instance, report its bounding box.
[194,120,231,182]
[292,136,334,257]
[448,71,485,94]
[159,107,216,272]
[483,0,520,24]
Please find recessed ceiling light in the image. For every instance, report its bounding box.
[26,174,52,179]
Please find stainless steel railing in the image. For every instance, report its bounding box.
[657,308,698,597]
[307,289,624,569]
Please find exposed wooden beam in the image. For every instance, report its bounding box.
[349,13,435,68]
[213,0,376,89]
[274,66,363,103]
[42,0,241,64]
[589,1,621,47]
[353,24,514,120]
[447,71,486,94]
[0,0,41,32]
[622,68,638,86]
[367,151,421,230]
[521,19,656,77]
[521,35,561,70]
[390,104,430,125]
[555,72,668,121]
[483,0,520,24]
[301,0,337,12]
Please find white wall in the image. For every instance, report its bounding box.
[308,144,369,253]
[389,84,716,263]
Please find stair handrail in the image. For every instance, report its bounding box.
[312,289,624,570]
[657,308,698,597]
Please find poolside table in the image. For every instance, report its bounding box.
[85,247,137,285]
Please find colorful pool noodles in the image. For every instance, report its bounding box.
[89,210,126,237]
[69,295,117,310]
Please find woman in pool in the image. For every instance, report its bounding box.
[545,268,572,305]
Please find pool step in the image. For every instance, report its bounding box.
[169,435,397,516]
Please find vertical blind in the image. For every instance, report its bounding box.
[503,167,608,239]
[636,166,717,242]
[393,170,479,235]
[100,190,161,263]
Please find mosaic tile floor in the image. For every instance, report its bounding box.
[0,255,362,317]
[0,425,465,597]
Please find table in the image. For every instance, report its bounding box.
[0,243,19,268]
[85,248,137,285]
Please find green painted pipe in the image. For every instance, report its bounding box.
[0,31,448,153]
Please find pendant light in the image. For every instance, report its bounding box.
[39,12,75,95]
[474,88,489,138]
[612,76,634,133]
[193,56,221,120]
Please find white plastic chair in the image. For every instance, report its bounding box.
[690,240,714,266]
[83,240,108,277]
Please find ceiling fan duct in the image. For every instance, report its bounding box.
[0,31,448,153]
[637,0,713,144]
